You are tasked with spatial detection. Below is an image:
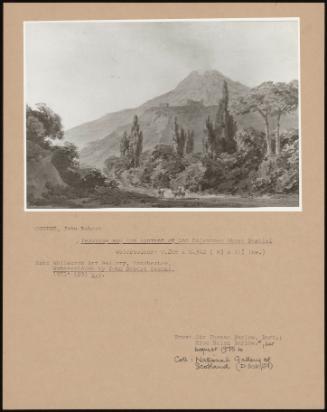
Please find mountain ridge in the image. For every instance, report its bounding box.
[64,70,249,148]
[63,70,298,169]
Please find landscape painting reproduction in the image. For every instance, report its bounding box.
[25,19,300,210]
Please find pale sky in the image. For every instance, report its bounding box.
[25,19,299,129]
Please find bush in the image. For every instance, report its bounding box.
[200,128,277,194]
[51,143,82,186]
[200,158,226,190]
[235,128,266,168]
[106,179,119,189]
[152,170,171,188]
[104,156,131,180]
[26,140,50,162]
[151,144,175,162]
[80,169,106,190]
[252,130,299,194]
[170,162,206,192]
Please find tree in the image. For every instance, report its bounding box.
[173,117,187,157]
[151,144,175,161]
[221,82,238,153]
[233,82,275,156]
[271,81,298,155]
[26,112,46,145]
[52,143,79,170]
[185,130,194,154]
[82,169,106,190]
[127,115,143,167]
[204,116,218,158]
[233,81,298,157]
[26,103,64,148]
[235,128,266,169]
[202,135,209,155]
[51,143,81,186]
[119,115,144,168]
[133,116,143,167]
[204,81,237,158]
[120,131,129,158]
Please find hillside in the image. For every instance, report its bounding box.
[64,69,298,169]
[64,70,250,149]
[64,107,142,149]
[140,69,249,109]
[80,103,298,169]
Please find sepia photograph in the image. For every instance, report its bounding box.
[25,19,300,210]
[4,3,324,410]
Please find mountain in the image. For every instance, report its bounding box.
[64,107,142,150]
[139,69,249,109]
[80,104,218,168]
[64,70,249,148]
[63,70,298,169]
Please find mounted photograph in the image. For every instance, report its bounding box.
[24,19,300,210]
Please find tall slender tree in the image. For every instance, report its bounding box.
[173,117,187,157]
[185,130,194,154]
[204,81,237,158]
[119,115,143,168]
[120,131,129,158]
[271,81,298,155]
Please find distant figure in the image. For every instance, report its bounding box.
[158,188,165,198]
[173,186,186,198]
[157,188,174,199]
